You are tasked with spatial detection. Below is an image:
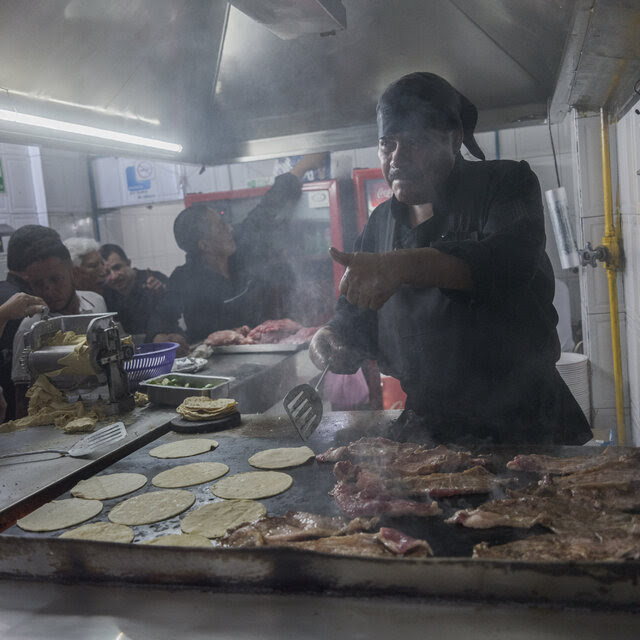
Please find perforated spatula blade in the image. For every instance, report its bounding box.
[283,365,329,440]
[0,421,127,460]
[67,421,127,456]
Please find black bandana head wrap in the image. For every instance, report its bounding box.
[376,72,485,160]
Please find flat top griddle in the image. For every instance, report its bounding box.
[2,427,605,557]
[1,412,639,610]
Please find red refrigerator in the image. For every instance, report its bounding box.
[184,179,344,328]
[352,168,393,233]
[352,168,405,409]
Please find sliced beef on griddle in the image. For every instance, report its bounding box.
[447,493,640,535]
[317,437,490,474]
[473,528,640,561]
[539,455,640,491]
[287,528,433,558]
[217,511,379,547]
[547,484,640,512]
[216,511,432,558]
[330,479,442,518]
[507,470,640,513]
[334,460,509,499]
[447,495,572,531]
[377,466,510,498]
[506,447,640,475]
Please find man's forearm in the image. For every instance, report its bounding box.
[390,248,473,291]
[332,246,473,311]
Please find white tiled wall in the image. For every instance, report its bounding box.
[616,99,640,443]
[568,103,640,445]
[571,113,627,440]
[98,202,185,277]
[0,144,48,278]
[40,148,95,241]
[0,144,47,223]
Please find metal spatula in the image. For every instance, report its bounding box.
[0,421,127,460]
[283,365,330,440]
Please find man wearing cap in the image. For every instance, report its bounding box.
[11,237,107,417]
[309,72,591,445]
[0,225,59,420]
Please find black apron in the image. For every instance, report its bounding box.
[374,212,590,445]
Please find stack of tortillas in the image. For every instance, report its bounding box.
[176,397,238,422]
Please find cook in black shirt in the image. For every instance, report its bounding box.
[309,72,591,446]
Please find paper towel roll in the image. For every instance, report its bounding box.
[545,187,580,269]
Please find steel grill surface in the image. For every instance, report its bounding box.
[1,420,640,609]
[0,432,623,557]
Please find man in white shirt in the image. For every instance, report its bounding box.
[11,238,107,417]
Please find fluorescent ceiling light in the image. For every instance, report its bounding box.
[0,109,182,153]
[2,88,161,125]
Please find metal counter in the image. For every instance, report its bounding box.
[3,580,640,640]
[0,406,175,530]
[199,347,318,414]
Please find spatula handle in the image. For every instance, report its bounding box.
[314,364,330,391]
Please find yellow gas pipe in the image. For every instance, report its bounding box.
[599,109,626,445]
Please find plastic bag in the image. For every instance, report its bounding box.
[322,368,369,410]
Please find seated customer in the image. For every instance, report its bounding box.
[63,237,107,295]
[0,224,61,421]
[11,238,107,417]
[100,244,185,352]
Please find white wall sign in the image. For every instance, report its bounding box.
[125,160,157,201]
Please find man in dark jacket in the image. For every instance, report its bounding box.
[152,153,328,344]
[309,72,591,445]
[99,243,184,347]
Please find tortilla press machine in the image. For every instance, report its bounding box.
[20,311,135,414]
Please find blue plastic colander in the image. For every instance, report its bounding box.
[124,342,179,389]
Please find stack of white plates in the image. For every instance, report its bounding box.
[556,352,591,423]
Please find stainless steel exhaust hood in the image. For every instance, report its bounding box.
[229,0,347,39]
[0,1,638,165]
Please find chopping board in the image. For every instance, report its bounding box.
[170,411,242,433]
